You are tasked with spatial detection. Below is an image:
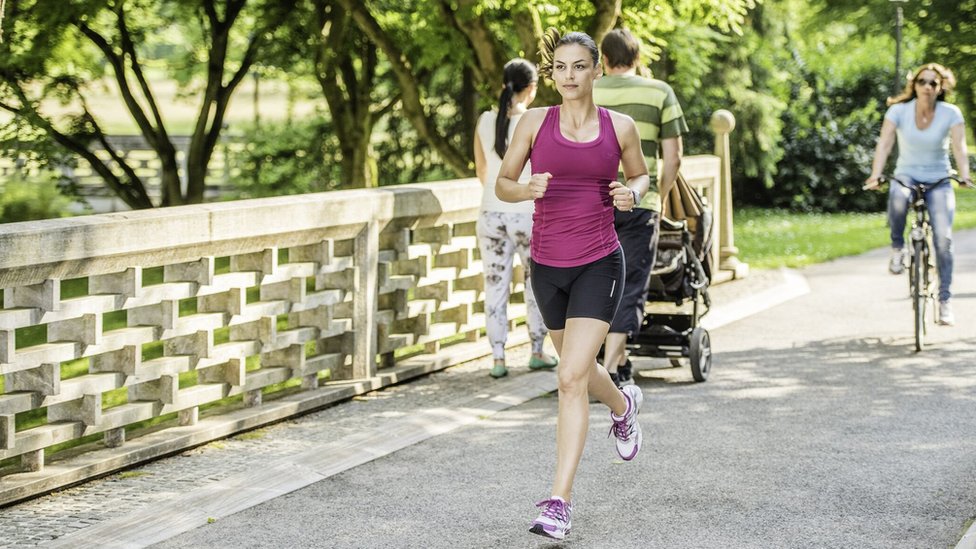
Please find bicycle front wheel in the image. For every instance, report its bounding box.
[912,239,926,352]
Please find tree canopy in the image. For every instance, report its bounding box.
[0,0,969,212]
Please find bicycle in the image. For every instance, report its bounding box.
[866,174,973,351]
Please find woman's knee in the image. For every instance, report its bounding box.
[933,233,953,253]
[557,364,590,393]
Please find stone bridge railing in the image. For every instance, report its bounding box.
[0,111,741,505]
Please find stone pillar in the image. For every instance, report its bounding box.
[179,407,199,426]
[352,220,379,379]
[244,389,262,408]
[104,427,125,448]
[23,449,44,472]
[710,109,749,278]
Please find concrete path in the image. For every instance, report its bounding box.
[4,233,976,548]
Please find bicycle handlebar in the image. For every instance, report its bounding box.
[863,174,976,191]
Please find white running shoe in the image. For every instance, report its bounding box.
[889,249,905,275]
[529,497,572,540]
[939,300,955,325]
[609,384,643,461]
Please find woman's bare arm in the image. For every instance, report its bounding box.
[496,109,546,202]
[950,122,971,183]
[864,119,897,188]
[473,128,487,184]
[608,112,650,209]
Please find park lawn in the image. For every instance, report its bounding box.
[735,185,976,269]
[10,75,318,135]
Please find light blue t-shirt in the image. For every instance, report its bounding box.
[885,99,964,181]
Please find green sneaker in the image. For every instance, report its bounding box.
[489,363,509,378]
[529,355,559,370]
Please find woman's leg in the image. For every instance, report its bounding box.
[477,212,516,361]
[548,318,626,501]
[888,180,912,250]
[926,182,956,302]
[510,213,551,358]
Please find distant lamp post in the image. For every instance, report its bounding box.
[891,0,909,94]
[252,69,261,129]
[0,0,7,43]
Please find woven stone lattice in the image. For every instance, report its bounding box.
[0,182,522,475]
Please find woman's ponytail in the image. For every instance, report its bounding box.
[493,59,538,158]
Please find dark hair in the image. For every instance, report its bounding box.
[887,62,957,106]
[494,58,537,158]
[600,28,640,69]
[538,27,600,80]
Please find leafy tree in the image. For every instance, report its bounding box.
[304,0,396,187]
[912,0,976,137]
[767,2,903,211]
[331,0,473,177]
[770,46,890,211]
[0,0,293,208]
[1,0,774,207]
[666,1,790,194]
[664,0,918,212]
[815,0,973,132]
[228,114,344,198]
[330,0,759,179]
[0,171,77,222]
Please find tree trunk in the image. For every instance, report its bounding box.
[959,87,976,164]
[315,2,379,188]
[587,0,622,45]
[340,129,377,188]
[336,0,470,177]
[461,67,477,158]
[440,0,505,90]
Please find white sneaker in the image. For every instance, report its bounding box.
[529,497,572,539]
[889,249,905,275]
[608,384,643,461]
[938,300,955,325]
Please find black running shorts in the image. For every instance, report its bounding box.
[530,248,625,330]
[609,208,660,335]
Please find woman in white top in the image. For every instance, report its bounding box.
[474,58,557,378]
[865,62,971,325]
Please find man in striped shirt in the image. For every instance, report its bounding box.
[593,28,689,386]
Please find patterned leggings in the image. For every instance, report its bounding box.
[476,211,548,360]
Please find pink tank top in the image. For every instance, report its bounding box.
[529,106,622,267]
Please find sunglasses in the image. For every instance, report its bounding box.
[915,78,941,88]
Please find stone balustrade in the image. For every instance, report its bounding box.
[0,112,740,504]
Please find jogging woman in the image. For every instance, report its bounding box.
[495,27,650,540]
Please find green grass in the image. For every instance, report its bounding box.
[734,186,976,269]
[17,76,319,135]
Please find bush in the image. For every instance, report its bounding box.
[226,115,344,198]
[0,172,76,223]
[766,65,890,212]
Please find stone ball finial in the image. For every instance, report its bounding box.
[710,109,736,133]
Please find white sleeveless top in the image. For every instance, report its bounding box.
[477,110,534,214]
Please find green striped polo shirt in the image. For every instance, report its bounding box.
[593,74,688,211]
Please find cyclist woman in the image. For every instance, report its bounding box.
[495,28,649,539]
[864,62,972,325]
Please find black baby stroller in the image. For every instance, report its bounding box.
[628,172,714,382]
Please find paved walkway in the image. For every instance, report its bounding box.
[3,233,976,548]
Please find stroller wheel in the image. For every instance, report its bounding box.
[689,327,711,382]
[669,359,682,368]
